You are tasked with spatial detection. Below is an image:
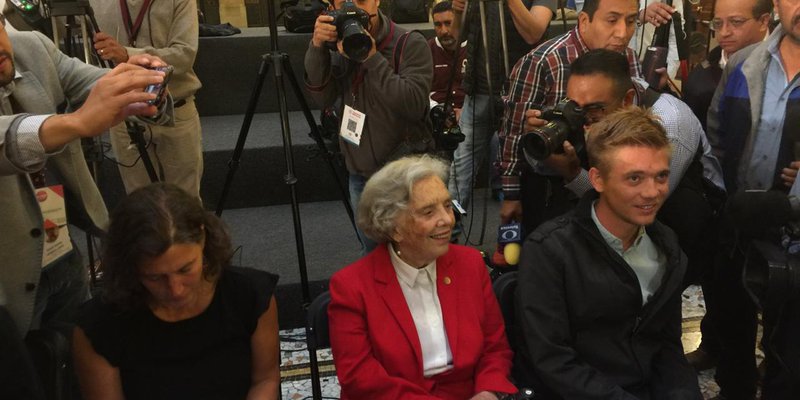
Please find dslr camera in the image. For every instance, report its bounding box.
[324,0,372,62]
[522,99,586,161]
[430,104,465,152]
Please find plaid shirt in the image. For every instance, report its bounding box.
[497,27,642,200]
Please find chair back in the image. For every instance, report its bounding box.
[493,271,518,327]
[307,291,331,350]
[306,291,332,400]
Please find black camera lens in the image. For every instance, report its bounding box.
[524,120,570,160]
[341,21,372,61]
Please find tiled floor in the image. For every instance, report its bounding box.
[279,285,749,399]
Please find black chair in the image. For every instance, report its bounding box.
[492,271,535,395]
[306,291,331,400]
[493,271,519,348]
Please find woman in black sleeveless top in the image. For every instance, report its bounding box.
[73,183,280,400]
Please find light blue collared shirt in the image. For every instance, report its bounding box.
[745,31,800,190]
[591,201,667,305]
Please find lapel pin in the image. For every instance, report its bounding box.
[443,276,451,285]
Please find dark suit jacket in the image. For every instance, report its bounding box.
[329,244,516,399]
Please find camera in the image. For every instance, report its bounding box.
[430,104,465,152]
[732,191,800,308]
[522,99,586,161]
[144,66,173,107]
[325,0,372,62]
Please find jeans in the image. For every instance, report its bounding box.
[349,174,378,255]
[448,94,495,209]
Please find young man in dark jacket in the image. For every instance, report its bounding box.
[515,107,701,399]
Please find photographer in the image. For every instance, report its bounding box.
[498,0,642,234]
[0,17,171,339]
[305,0,432,254]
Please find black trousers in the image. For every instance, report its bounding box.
[761,280,800,399]
[712,241,759,400]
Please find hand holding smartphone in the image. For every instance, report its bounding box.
[144,66,174,107]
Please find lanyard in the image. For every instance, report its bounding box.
[119,0,154,47]
[351,22,395,97]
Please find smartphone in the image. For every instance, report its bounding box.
[145,66,174,106]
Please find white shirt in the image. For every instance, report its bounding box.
[630,0,684,78]
[389,243,453,377]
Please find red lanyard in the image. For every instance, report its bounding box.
[119,0,154,46]
[351,22,395,96]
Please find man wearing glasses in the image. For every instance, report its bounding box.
[683,0,772,132]
[679,0,772,377]
[707,0,800,397]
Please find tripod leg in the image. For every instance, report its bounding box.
[279,55,358,236]
[215,55,273,216]
[124,121,160,183]
[269,52,322,400]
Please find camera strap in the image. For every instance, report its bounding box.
[119,0,155,47]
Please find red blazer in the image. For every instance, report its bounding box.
[329,244,517,399]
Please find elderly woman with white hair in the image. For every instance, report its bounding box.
[328,155,517,400]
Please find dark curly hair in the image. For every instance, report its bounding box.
[101,183,233,310]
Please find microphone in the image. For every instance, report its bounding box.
[492,223,523,267]
[727,190,800,234]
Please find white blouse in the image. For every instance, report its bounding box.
[389,244,453,377]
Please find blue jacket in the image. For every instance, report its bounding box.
[707,26,800,193]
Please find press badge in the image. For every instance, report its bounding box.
[340,105,366,146]
[36,185,73,268]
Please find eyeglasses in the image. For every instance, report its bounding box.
[581,103,610,124]
[710,17,754,31]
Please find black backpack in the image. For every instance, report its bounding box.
[391,0,430,23]
[283,0,326,33]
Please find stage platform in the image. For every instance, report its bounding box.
[194,20,577,116]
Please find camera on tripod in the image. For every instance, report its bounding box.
[324,0,372,62]
[430,103,465,152]
[521,98,586,161]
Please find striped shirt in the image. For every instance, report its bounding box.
[497,27,642,199]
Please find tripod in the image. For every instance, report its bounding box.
[213,0,357,397]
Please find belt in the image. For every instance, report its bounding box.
[174,99,187,108]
